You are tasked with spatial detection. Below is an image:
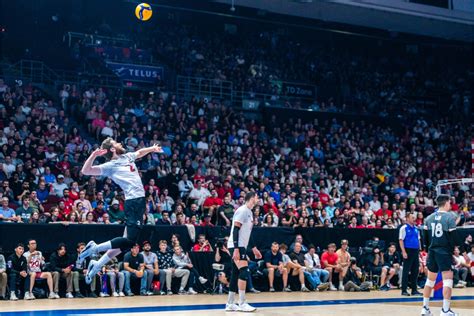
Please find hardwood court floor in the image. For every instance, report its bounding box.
[0,288,472,316]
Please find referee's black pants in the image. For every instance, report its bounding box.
[401,248,419,292]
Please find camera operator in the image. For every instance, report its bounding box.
[367,245,388,289]
[343,257,365,291]
[214,238,232,289]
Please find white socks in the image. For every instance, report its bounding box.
[95,248,121,271]
[423,297,430,308]
[96,241,112,252]
[238,290,246,305]
[227,291,236,305]
[442,299,450,312]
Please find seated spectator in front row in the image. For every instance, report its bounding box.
[0,252,6,299]
[192,234,213,252]
[453,246,469,288]
[25,239,58,300]
[264,242,291,292]
[104,257,125,297]
[288,242,311,292]
[7,243,30,300]
[122,244,149,296]
[141,241,165,295]
[172,245,208,294]
[336,240,351,291]
[380,242,401,291]
[321,243,341,291]
[304,244,330,291]
[157,240,190,295]
[50,243,81,298]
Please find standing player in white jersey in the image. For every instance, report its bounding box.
[78,137,163,283]
[226,192,262,312]
[420,194,459,316]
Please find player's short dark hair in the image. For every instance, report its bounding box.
[245,191,256,202]
[436,194,450,207]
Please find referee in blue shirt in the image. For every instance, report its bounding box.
[399,212,422,296]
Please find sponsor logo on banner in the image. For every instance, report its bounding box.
[106,61,164,83]
[281,82,316,98]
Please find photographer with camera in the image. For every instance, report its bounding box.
[344,257,371,292]
[367,245,387,289]
[215,238,232,290]
[192,234,213,252]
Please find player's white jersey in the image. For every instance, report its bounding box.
[227,204,253,249]
[98,152,145,200]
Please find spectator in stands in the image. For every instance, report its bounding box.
[192,234,213,252]
[108,200,125,224]
[321,243,341,291]
[0,197,18,222]
[264,242,291,292]
[304,244,330,291]
[189,180,210,208]
[24,240,57,300]
[336,240,351,291]
[141,241,163,296]
[7,243,30,300]
[214,238,231,290]
[453,246,468,288]
[217,194,234,226]
[288,242,311,292]
[380,242,401,291]
[50,243,81,298]
[178,174,194,198]
[74,190,93,214]
[0,251,6,300]
[157,211,172,225]
[289,235,308,253]
[172,245,207,294]
[15,195,34,223]
[72,242,96,298]
[156,240,190,295]
[104,257,125,297]
[122,244,148,296]
[52,175,68,197]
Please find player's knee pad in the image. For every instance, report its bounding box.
[425,279,435,287]
[443,279,453,289]
[238,267,250,281]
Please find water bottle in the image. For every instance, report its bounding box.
[101,273,108,294]
[218,284,223,294]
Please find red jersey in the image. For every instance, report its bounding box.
[203,197,223,208]
[375,209,393,218]
[318,192,330,206]
[192,243,212,252]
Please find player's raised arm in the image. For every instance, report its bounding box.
[135,144,164,159]
[81,149,107,176]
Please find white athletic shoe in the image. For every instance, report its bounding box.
[119,292,125,297]
[24,292,35,300]
[329,284,338,291]
[112,292,119,297]
[99,292,110,297]
[238,302,257,312]
[338,285,345,291]
[301,286,310,292]
[85,260,99,284]
[54,292,60,299]
[440,309,459,316]
[66,292,74,299]
[187,288,197,295]
[79,240,98,265]
[48,292,57,299]
[420,306,433,316]
[225,303,240,312]
[199,276,208,284]
[10,291,18,301]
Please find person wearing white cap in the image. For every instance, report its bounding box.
[52,174,68,198]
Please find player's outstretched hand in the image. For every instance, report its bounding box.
[92,149,108,157]
[152,144,164,153]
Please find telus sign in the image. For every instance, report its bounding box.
[106,62,164,83]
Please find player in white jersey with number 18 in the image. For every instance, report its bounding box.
[78,137,164,284]
[225,192,262,312]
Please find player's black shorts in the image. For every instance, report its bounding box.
[230,247,247,261]
[124,197,146,228]
[426,249,452,273]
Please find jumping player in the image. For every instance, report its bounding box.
[78,138,163,284]
[225,192,262,312]
[420,194,459,316]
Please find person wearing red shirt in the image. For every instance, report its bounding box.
[56,156,71,173]
[217,180,234,200]
[200,214,215,227]
[60,188,75,217]
[192,234,213,252]
[203,189,223,221]
[375,202,393,219]
[321,243,341,291]
[263,197,280,218]
[318,190,330,206]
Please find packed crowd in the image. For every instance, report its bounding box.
[0,78,472,229]
[1,233,472,300]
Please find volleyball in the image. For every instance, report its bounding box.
[135,3,152,21]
